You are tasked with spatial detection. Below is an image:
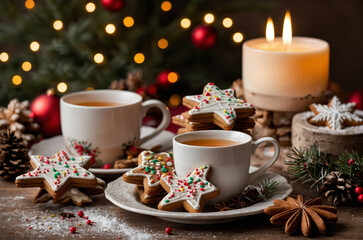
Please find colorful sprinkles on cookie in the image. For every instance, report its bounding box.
[124,151,175,187]
[16,151,96,192]
[159,165,219,212]
[186,83,254,125]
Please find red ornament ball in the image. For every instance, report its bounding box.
[355,186,363,195]
[101,0,125,12]
[70,227,76,233]
[78,211,84,218]
[165,227,172,235]
[156,70,172,90]
[30,89,61,137]
[191,24,217,49]
[348,89,363,110]
[358,194,363,204]
[348,159,355,166]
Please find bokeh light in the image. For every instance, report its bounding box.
[0,52,9,62]
[94,53,104,64]
[12,75,22,85]
[134,53,145,64]
[105,24,116,34]
[233,32,243,43]
[222,18,233,28]
[180,18,191,29]
[123,16,134,28]
[25,0,35,10]
[161,1,172,12]
[57,82,68,93]
[30,41,40,51]
[158,39,168,49]
[167,72,178,83]
[22,61,32,72]
[85,2,96,12]
[204,13,215,24]
[53,20,63,30]
[169,94,181,107]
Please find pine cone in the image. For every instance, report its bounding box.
[215,187,263,211]
[109,69,143,92]
[321,171,353,205]
[0,99,40,147]
[0,130,30,180]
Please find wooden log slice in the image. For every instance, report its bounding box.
[292,111,363,156]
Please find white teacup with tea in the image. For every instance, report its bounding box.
[173,130,280,203]
[60,90,170,166]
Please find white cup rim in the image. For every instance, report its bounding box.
[61,89,142,109]
[173,130,252,149]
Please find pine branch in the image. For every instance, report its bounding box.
[257,178,279,200]
[336,150,363,186]
[285,144,333,191]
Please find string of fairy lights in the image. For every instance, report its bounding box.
[0,0,244,94]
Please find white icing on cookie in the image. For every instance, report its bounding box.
[160,165,218,210]
[310,96,363,130]
[125,151,175,187]
[186,83,254,125]
[16,151,96,192]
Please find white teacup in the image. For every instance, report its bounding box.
[60,90,170,166]
[173,130,280,203]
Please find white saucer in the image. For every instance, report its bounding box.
[29,126,175,178]
[105,167,293,224]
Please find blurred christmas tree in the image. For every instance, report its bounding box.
[0,0,270,105]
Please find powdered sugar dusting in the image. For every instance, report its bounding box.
[0,195,157,239]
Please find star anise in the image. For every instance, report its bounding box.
[264,195,338,237]
[215,201,234,211]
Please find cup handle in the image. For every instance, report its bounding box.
[248,137,280,183]
[139,99,171,145]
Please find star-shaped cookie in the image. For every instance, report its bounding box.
[158,165,219,213]
[309,96,363,130]
[16,151,98,199]
[123,151,175,196]
[182,83,255,130]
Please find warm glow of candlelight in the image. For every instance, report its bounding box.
[282,11,292,46]
[265,17,275,43]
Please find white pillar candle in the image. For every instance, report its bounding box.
[242,12,329,112]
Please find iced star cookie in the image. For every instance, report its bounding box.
[309,96,363,130]
[15,151,98,199]
[158,165,219,213]
[182,83,255,130]
[123,151,175,196]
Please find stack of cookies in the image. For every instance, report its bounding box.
[172,83,256,134]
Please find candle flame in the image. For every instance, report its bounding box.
[282,11,292,45]
[265,17,275,43]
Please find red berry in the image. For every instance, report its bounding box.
[355,186,363,195]
[86,220,92,225]
[102,164,112,169]
[358,194,363,203]
[78,211,84,218]
[165,227,172,235]
[348,159,355,166]
[70,227,76,233]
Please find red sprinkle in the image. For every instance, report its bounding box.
[29,227,32,229]
[70,227,76,233]
[78,211,84,218]
[165,227,172,235]
[62,217,65,220]
[86,220,92,225]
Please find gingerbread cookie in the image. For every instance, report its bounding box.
[309,96,363,130]
[15,151,98,199]
[134,185,167,205]
[123,151,175,196]
[173,112,255,131]
[182,83,255,130]
[158,165,219,213]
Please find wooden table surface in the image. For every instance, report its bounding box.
[1,147,362,240]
